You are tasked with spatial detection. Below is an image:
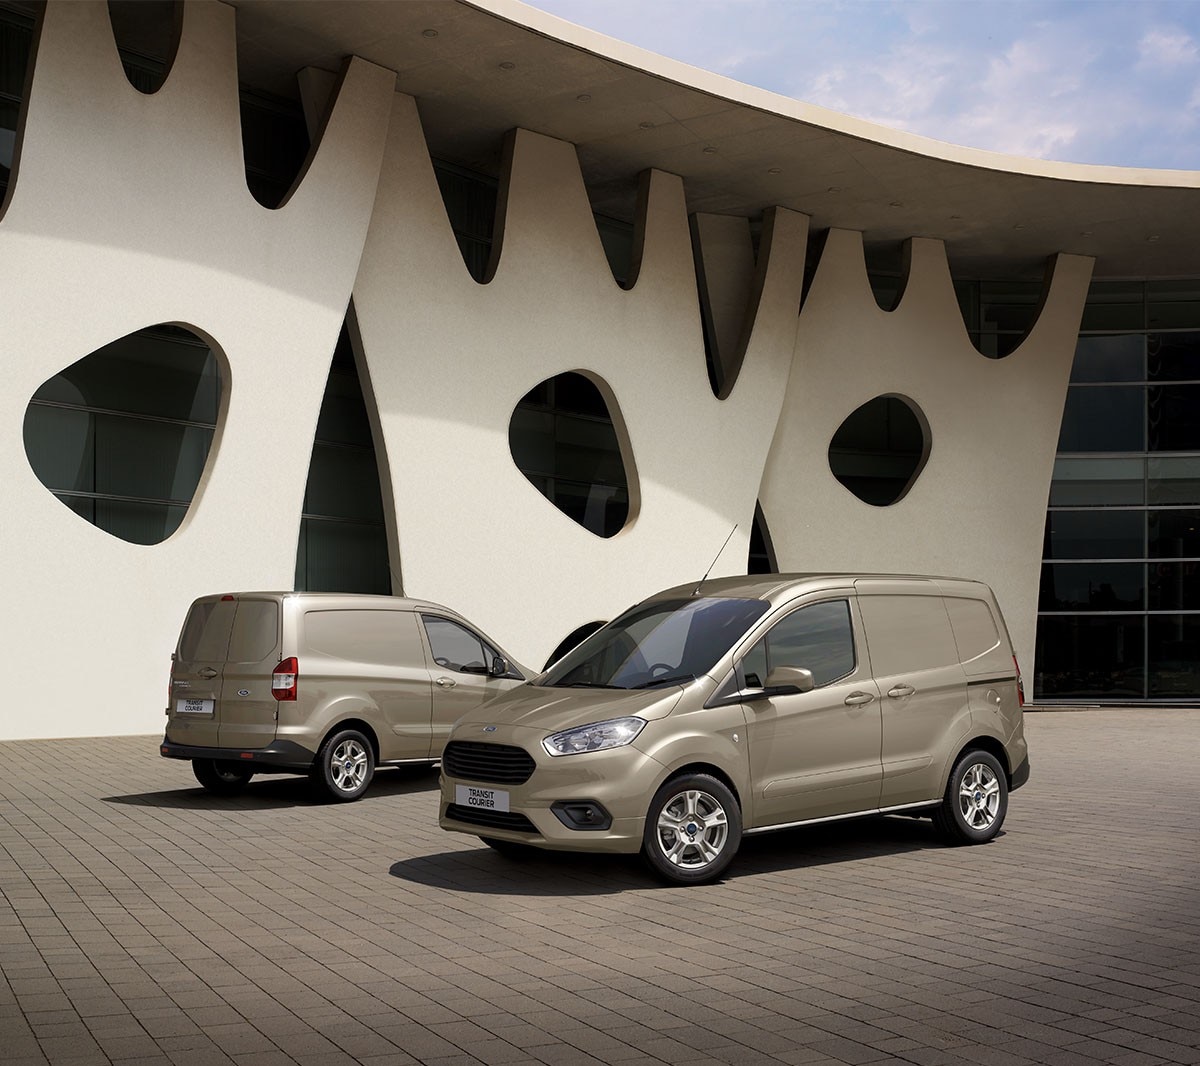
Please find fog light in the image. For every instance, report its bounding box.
[551,800,612,831]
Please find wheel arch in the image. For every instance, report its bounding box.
[321,718,381,762]
[951,735,1011,785]
[661,762,743,811]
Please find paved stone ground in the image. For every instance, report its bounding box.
[1,710,1199,1066]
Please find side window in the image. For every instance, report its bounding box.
[423,616,487,674]
[759,600,856,688]
[857,595,958,676]
[303,610,424,668]
[178,600,236,662]
[739,639,768,689]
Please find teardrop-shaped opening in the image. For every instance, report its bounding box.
[0,7,34,212]
[295,321,392,593]
[829,395,930,506]
[509,372,631,538]
[23,324,222,543]
[748,501,778,573]
[434,160,498,281]
[108,0,179,95]
[242,89,311,209]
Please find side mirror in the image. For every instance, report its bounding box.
[490,655,510,678]
[764,666,815,695]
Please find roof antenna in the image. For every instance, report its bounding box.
[693,524,738,596]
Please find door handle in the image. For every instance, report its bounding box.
[844,691,874,707]
[887,684,915,699]
[435,676,457,688]
[198,667,218,679]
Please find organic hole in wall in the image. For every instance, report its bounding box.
[435,160,498,281]
[748,501,778,574]
[23,324,222,544]
[295,321,392,594]
[544,621,607,671]
[509,372,630,537]
[108,1,179,94]
[828,394,930,506]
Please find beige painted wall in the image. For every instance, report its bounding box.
[0,1,394,740]
[0,2,1093,741]
[761,231,1094,685]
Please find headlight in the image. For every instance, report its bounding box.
[542,716,646,757]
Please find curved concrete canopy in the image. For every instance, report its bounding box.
[57,0,1200,277]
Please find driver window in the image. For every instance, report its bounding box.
[745,600,855,689]
[422,616,487,674]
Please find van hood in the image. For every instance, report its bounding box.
[456,682,690,735]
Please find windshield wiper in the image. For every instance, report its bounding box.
[553,681,625,689]
[631,674,695,689]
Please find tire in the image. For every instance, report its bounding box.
[641,773,742,885]
[310,728,375,802]
[481,837,536,860]
[933,749,1008,845]
[192,758,253,796]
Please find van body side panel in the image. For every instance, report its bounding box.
[216,599,282,750]
[166,597,235,749]
[856,588,972,807]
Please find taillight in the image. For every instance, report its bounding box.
[1013,655,1025,707]
[272,657,298,701]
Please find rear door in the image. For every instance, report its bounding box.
[216,598,282,750]
[856,582,971,808]
[168,597,236,748]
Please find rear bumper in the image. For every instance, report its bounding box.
[1010,755,1030,791]
[159,737,315,772]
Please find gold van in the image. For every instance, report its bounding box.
[161,593,526,801]
[439,575,1029,883]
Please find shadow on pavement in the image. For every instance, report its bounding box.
[389,814,954,895]
[104,764,441,810]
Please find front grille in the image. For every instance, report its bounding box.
[443,741,535,784]
[445,804,537,833]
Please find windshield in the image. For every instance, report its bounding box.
[542,597,771,690]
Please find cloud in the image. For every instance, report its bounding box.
[1137,26,1198,69]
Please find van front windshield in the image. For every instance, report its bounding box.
[542,597,770,690]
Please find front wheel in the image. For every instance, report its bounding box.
[933,749,1008,845]
[641,773,741,885]
[310,728,375,802]
[192,759,253,796]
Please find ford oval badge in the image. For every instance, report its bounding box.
[238,689,250,697]
[483,725,497,732]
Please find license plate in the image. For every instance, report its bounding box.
[455,784,510,812]
[175,698,214,715]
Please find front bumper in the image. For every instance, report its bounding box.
[159,737,315,772]
[439,726,668,855]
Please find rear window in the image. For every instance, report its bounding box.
[944,597,1001,665]
[858,594,958,677]
[178,600,236,662]
[302,609,424,668]
[227,601,279,663]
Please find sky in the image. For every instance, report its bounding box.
[521,0,1200,171]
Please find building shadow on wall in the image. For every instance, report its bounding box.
[389,815,953,896]
[104,763,440,810]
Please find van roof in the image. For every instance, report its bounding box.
[653,573,986,602]
[196,592,457,614]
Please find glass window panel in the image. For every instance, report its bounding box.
[979,281,1042,334]
[1149,456,1200,505]
[1050,458,1144,506]
[954,281,979,333]
[32,330,219,423]
[1147,332,1200,381]
[1148,562,1200,610]
[1039,563,1144,611]
[595,213,633,286]
[1035,615,1145,700]
[1148,615,1200,697]
[766,600,856,686]
[314,368,373,448]
[0,15,32,99]
[508,407,555,474]
[1057,386,1144,451]
[240,95,309,209]
[303,444,385,523]
[0,100,16,186]
[1079,282,1145,332]
[1149,510,1200,558]
[93,416,212,502]
[1070,335,1145,383]
[23,405,95,493]
[1043,510,1143,559]
[295,519,390,594]
[1148,280,1200,330]
[1148,385,1200,450]
[95,499,188,545]
[423,617,487,673]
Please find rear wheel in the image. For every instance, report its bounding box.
[641,773,741,885]
[192,759,253,796]
[310,728,375,802]
[933,749,1008,845]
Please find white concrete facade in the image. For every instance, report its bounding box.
[0,0,1184,740]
